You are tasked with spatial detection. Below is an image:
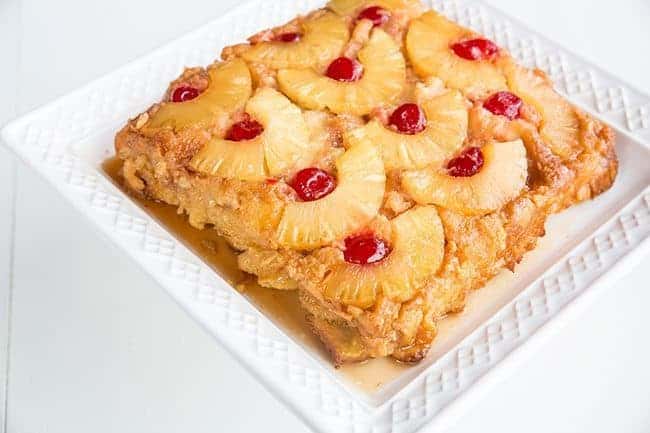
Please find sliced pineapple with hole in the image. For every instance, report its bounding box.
[190,87,320,181]
[500,59,581,160]
[406,11,507,96]
[402,140,528,215]
[278,29,406,116]
[276,140,386,250]
[242,12,349,70]
[347,90,468,171]
[323,206,445,309]
[145,59,252,131]
[327,0,424,16]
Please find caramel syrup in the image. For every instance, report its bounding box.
[102,158,409,392]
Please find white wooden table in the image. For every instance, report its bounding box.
[1,1,649,432]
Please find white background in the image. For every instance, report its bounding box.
[1,1,649,432]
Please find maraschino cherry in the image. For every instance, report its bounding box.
[357,6,390,27]
[290,168,337,201]
[276,32,301,42]
[483,91,523,120]
[389,103,427,134]
[171,86,200,102]
[447,147,485,177]
[326,57,363,82]
[226,114,264,141]
[451,38,499,61]
[344,233,390,265]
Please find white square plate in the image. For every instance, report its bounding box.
[2,0,649,431]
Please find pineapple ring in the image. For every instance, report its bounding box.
[402,140,528,216]
[190,87,320,181]
[327,0,423,16]
[276,140,386,250]
[323,206,445,309]
[277,29,406,116]
[346,90,468,171]
[406,11,507,97]
[500,58,581,161]
[145,59,252,131]
[242,12,350,70]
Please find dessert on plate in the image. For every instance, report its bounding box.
[114,0,617,366]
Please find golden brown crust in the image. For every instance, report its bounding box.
[114,1,617,365]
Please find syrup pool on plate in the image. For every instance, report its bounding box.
[102,158,411,392]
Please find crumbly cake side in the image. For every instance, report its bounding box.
[114,0,617,366]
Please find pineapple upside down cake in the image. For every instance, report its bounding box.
[115,0,617,366]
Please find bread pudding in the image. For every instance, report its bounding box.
[114,0,617,366]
